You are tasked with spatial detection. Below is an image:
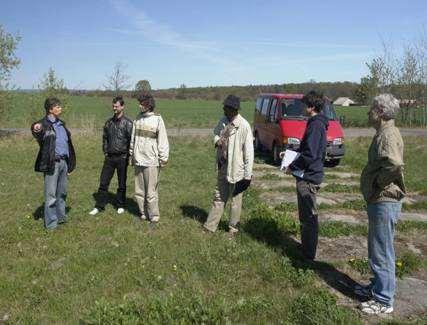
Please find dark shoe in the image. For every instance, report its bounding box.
[58,218,67,225]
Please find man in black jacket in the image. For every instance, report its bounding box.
[31,97,76,229]
[89,96,133,215]
[286,91,329,260]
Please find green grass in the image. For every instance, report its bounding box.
[342,137,427,195]
[322,183,359,193]
[2,94,255,129]
[0,135,361,323]
[347,252,425,279]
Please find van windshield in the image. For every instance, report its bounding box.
[281,99,338,121]
[281,100,305,118]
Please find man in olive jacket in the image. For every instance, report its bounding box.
[31,97,76,229]
[358,94,405,315]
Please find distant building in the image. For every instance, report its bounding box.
[333,97,355,106]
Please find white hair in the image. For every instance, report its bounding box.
[372,93,400,120]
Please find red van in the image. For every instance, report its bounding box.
[253,93,345,167]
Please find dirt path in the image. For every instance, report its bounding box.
[252,161,427,321]
[2,127,427,138]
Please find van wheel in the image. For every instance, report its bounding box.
[254,133,262,151]
[272,142,281,165]
[324,159,340,168]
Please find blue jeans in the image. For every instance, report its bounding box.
[367,201,401,307]
[44,159,68,229]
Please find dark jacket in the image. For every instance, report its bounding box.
[103,115,133,156]
[289,114,329,185]
[31,116,76,173]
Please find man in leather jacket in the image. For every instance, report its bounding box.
[89,96,133,215]
[31,97,76,229]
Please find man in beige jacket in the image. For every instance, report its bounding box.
[129,93,169,222]
[204,95,254,234]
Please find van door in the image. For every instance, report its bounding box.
[265,98,279,150]
[258,97,271,145]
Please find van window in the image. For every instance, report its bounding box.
[282,99,305,117]
[261,98,270,117]
[269,99,277,121]
[255,97,263,112]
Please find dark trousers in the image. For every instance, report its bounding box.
[296,179,320,260]
[95,155,128,209]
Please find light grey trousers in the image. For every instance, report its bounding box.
[204,166,243,232]
[134,166,160,219]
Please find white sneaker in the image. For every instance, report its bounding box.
[89,208,100,216]
[117,208,125,214]
[360,299,393,314]
[140,214,147,221]
[151,216,160,223]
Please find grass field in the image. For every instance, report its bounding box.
[3,94,255,129]
[0,133,426,323]
[4,94,426,129]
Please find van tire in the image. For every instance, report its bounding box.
[272,142,281,165]
[324,159,340,168]
[254,133,262,151]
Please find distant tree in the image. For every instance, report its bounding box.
[39,67,66,93]
[28,68,70,122]
[104,62,131,94]
[176,83,187,99]
[0,25,21,87]
[0,25,21,124]
[398,46,422,103]
[354,77,374,105]
[135,80,151,93]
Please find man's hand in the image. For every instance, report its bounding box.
[159,160,168,168]
[33,123,42,133]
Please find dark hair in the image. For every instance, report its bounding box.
[302,90,324,113]
[137,92,155,111]
[44,97,61,113]
[112,96,125,106]
[223,94,240,110]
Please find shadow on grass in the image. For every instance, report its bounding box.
[180,204,208,224]
[91,192,140,217]
[33,204,71,220]
[243,215,364,302]
[180,204,232,232]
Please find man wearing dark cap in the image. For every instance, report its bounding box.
[129,93,169,223]
[203,95,254,234]
[89,96,133,216]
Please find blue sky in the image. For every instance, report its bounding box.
[2,0,426,89]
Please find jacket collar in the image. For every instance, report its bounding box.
[228,114,242,127]
[44,115,65,126]
[376,119,395,134]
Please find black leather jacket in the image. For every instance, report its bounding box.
[103,115,133,156]
[31,116,76,173]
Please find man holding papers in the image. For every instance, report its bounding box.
[285,91,328,260]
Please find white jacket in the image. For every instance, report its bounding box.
[214,114,254,183]
[129,112,169,167]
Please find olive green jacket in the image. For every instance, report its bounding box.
[360,120,406,203]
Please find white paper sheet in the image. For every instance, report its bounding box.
[280,149,300,170]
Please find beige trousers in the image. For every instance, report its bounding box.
[204,165,243,232]
[134,166,160,219]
